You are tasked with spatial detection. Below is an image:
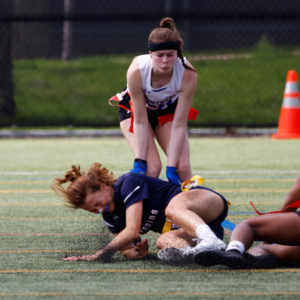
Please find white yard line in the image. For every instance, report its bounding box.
[0,170,299,176]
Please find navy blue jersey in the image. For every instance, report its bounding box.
[102,173,228,236]
[102,173,181,234]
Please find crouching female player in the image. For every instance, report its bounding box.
[52,163,228,263]
[111,17,198,184]
[193,176,300,269]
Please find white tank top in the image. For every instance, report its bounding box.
[137,54,186,110]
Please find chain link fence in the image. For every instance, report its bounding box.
[1,0,300,127]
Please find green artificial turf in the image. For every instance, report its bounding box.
[0,137,300,299]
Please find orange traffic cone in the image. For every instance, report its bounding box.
[272,70,300,139]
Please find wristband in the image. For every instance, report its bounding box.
[130,159,147,174]
[132,236,142,246]
[166,166,177,173]
[134,158,147,164]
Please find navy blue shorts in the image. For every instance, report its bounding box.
[191,186,229,240]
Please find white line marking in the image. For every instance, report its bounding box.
[0,170,299,176]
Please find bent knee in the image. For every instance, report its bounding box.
[235,218,260,238]
[164,206,177,221]
[156,236,165,250]
[146,162,162,178]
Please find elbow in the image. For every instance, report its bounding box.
[131,232,140,242]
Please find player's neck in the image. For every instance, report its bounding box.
[151,67,173,88]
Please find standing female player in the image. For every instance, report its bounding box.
[111,17,197,184]
[53,163,228,262]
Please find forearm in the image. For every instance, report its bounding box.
[133,122,148,160]
[167,125,187,166]
[281,176,300,211]
[119,247,143,260]
[93,229,139,260]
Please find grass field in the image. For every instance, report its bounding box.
[3,39,300,127]
[1,137,300,299]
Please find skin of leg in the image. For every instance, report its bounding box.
[164,189,225,238]
[120,118,162,177]
[230,212,300,251]
[156,228,197,250]
[248,244,300,262]
[154,121,192,181]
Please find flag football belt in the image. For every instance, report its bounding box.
[109,92,198,133]
[250,200,300,215]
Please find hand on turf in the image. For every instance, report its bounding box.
[62,254,99,261]
[134,239,149,258]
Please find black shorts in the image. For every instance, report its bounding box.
[168,186,228,240]
[118,89,178,129]
[191,186,229,240]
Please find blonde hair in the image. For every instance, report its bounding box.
[149,17,196,73]
[52,163,116,210]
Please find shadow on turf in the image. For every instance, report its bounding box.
[56,220,300,269]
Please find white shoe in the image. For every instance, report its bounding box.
[157,246,193,262]
[157,238,226,262]
[192,237,226,256]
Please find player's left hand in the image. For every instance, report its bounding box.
[134,239,149,258]
[166,166,181,185]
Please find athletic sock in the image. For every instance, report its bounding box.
[195,224,216,240]
[226,241,245,255]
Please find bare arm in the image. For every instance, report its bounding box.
[127,58,148,160]
[115,236,149,260]
[281,175,300,212]
[62,201,143,262]
[167,62,197,167]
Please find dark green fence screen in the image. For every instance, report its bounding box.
[1,0,300,127]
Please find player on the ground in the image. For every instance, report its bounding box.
[52,162,228,262]
[193,176,300,269]
[111,17,197,184]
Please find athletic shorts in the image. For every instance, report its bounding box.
[191,186,229,240]
[118,88,178,129]
[165,186,228,240]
